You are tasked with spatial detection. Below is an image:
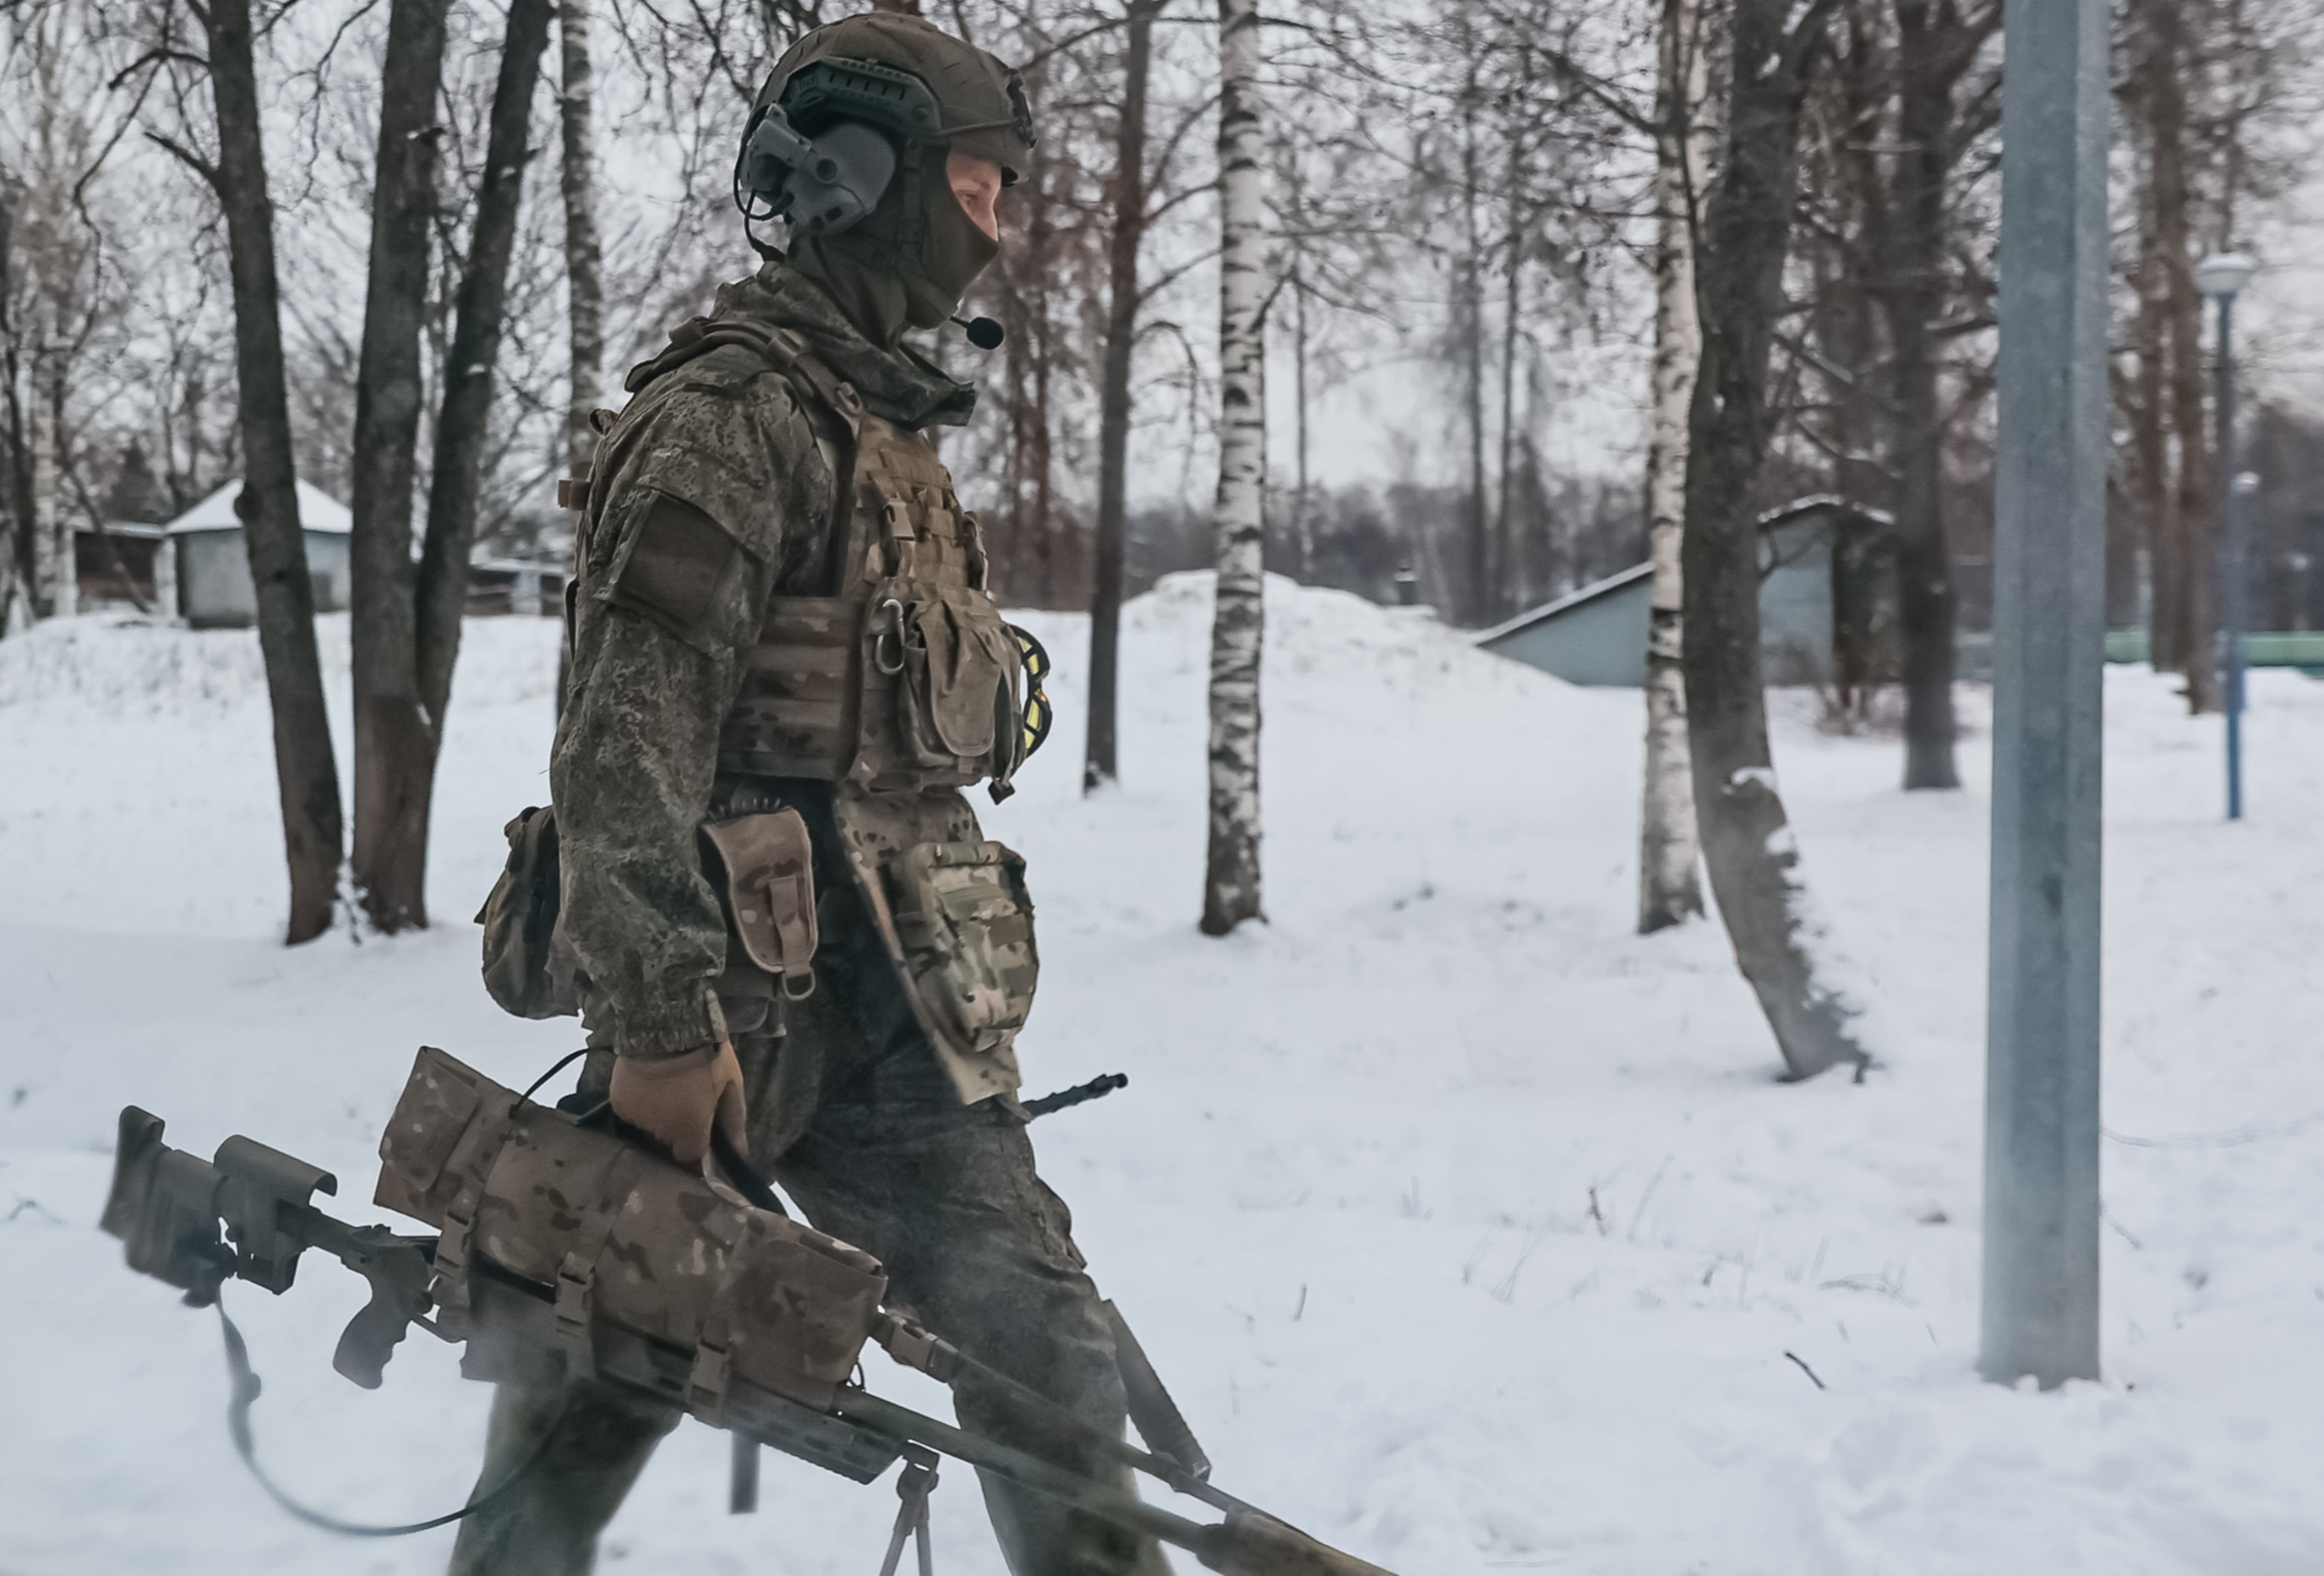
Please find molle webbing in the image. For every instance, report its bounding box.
[616,312,1022,794]
[724,597,856,779]
[718,412,1009,789]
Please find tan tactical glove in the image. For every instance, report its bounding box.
[608,1039,748,1168]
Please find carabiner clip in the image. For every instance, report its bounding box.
[874,597,908,676]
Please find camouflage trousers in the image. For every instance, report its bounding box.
[443,1028,1169,1576]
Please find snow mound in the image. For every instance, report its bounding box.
[0,610,562,715]
[0,611,288,712]
[1121,569,1574,698]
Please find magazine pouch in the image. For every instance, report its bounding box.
[701,809,820,1003]
[477,805,581,1020]
[879,585,1023,779]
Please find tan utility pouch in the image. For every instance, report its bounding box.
[872,586,1023,778]
[884,840,1039,1067]
[701,810,819,1001]
[476,806,581,1020]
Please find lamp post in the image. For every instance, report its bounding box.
[2196,250,2257,821]
[1981,0,2109,1390]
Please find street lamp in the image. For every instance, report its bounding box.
[2196,250,2256,821]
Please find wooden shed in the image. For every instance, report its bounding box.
[164,481,353,628]
[1476,498,1895,688]
[74,521,169,611]
[466,556,569,618]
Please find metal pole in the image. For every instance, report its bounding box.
[1979,0,2109,1388]
[2216,292,2245,821]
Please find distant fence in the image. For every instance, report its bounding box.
[2099,628,2324,673]
[1952,628,2324,679]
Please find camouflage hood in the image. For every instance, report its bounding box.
[708,259,979,430]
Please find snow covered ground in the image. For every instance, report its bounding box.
[3,579,2321,1576]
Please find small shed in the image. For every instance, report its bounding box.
[1476,498,1894,688]
[466,556,569,618]
[165,480,353,629]
[74,521,169,611]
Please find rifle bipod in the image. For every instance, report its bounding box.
[878,1447,941,1576]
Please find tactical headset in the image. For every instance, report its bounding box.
[733,56,1029,241]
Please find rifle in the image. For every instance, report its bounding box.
[99,1047,1396,1576]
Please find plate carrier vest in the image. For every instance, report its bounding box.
[553,314,1039,1107]
[594,314,1032,800]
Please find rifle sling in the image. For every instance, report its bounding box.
[215,1294,564,1538]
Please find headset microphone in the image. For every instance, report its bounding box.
[952,315,1006,349]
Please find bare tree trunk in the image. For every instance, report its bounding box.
[555,0,603,721]
[1493,47,1535,611]
[1457,71,1490,625]
[1030,311,1056,605]
[2129,172,2175,662]
[559,0,604,486]
[1085,0,1159,793]
[1823,7,1889,724]
[1291,270,1312,580]
[1682,0,1868,1080]
[1638,0,1708,935]
[414,0,554,753]
[1883,0,1980,789]
[342,0,548,930]
[1201,0,1266,936]
[200,0,346,944]
[29,326,62,618]
[349,0,451,933]
[0,390,19,620]
[2140,0,2217,712]
[1494,234,1520,613]
[0,190,25,630]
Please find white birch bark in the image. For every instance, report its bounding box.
[555,0,603,717]
[1201,0,1267,936]
[558,0,603,483]
[30,327,67,619]
[1637,0,1709,935]
[24,369,57,618]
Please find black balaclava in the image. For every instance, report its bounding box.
[786,142,1000,350]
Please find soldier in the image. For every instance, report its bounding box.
[452,16,1167,1575]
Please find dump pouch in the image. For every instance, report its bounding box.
[886,839,1039,1073]
[477,806,581,1020]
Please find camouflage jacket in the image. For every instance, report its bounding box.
[548,261,979,1062]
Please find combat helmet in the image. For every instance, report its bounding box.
[734,14,1035,241]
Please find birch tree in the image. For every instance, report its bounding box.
[1201,0,1266,935]
[29,336,65,616]
[1636,0,1709,934]
[555,0,603,717]
[559,0,605,488]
